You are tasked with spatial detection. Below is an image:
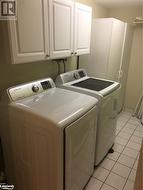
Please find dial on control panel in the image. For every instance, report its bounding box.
[74,73,79,79]
[32,85,39,93]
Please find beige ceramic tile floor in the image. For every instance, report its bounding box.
[85,111,143,190]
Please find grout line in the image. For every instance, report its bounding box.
[115,118,139,190]
[93,174,120,190]
[104,115,137,190]
[112,114,141,189]
[101,182,119,190]
[98,157,127,190]
[93,156,117,189]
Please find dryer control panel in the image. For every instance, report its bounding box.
[7,78,55,101]
[56,69,87,85]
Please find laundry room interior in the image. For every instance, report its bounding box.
[0,0,143,190]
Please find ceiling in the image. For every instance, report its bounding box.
[95,0,143,8]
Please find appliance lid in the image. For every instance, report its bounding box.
[72,78,114,91]
[11,88,98,128]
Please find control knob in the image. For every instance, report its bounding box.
[32,85,39,93]
[74,73,79,79]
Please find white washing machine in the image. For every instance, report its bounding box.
[56,69,120,165]
[1,78,98,190]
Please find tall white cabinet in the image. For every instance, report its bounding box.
[80,18,126,81]
[1,0,92,64]
[80,18,133,111]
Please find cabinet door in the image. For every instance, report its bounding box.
[49,0,74,59]
[74,3,92,55]
[8,0,49,64]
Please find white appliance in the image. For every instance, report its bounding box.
[56,69,120,165]
[79,18,133,112]
[1,78,98,190]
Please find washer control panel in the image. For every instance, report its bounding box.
[8,78,55,101]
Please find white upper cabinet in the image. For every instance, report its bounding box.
[49,0,92,59]
[74,3,92,55]
[8,0,50,64]
[49,0,74,59]
[5,0,92,64]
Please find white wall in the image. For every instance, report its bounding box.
[108,6,142,110]
[76,0,108,18]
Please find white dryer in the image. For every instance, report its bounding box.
[1,78,98,190]
[56,69,120,165]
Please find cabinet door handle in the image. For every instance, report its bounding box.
[71,52,74,55]
[46,54,50,57]
[75,52,77,55]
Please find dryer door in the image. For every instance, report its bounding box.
[65,106,97,190]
